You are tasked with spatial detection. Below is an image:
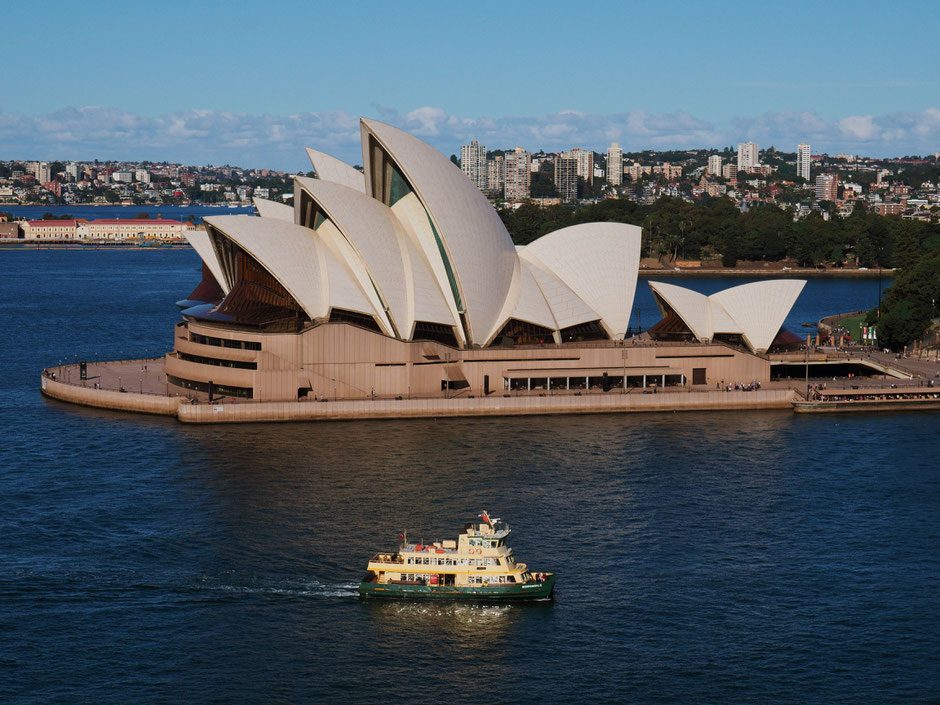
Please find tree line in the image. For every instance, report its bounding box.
[498,196,940,269]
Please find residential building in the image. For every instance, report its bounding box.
[487,156,504,193]
[66,163,80,181]
[606,142,623,186]
[38,162,51,183]
[460,141,488,190]
[815,173,839,202]
[797,143,811,181]
[707,155,722,177]
[503,148,531,201]
[737,142,759,170]
[135,169,151,184]
[565,149,594,185]
[554,155,579,201]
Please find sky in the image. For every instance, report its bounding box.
[2,0,939,170]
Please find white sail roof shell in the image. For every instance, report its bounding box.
[710,280,806,353]
[648,279,806,353]
[648,281,712,340]
[185,227,230,294]
[523,223,642,338]
[360,118,518,345]
[295,176,412,337]
[202,215,377,323]
[305,148,366,193]
[516,250,601,330]
[252,197,294,222]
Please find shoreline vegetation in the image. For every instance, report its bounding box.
[0,240,895,276]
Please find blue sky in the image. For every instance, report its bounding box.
[2,0,939,169]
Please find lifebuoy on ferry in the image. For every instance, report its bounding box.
[436,549,445,554]
[415,545,424,551]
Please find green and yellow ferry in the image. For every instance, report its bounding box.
[359,511,555,600]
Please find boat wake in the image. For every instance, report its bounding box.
[195,577,359,599]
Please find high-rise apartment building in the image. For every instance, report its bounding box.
[606,142,623,186]
[66,162,80,181]
[797,143,811,182]
[707,155,723,177]
[460,140,487,190]
[487,156,504,193]
[38,162,51,183]
[815,173,839,202]
[554,155,579,201]
[737,142,759,170]
[503,148,531,201]
[565,149,594,185]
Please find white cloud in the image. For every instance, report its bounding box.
[1,104,939,169]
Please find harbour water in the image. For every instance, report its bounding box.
[0,204,255,224]
[2,249,937,703]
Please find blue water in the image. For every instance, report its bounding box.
[1,204,255,224]
[2,250,937,704]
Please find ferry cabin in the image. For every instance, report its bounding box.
[365,521,536,588]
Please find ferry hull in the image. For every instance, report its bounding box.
[359,574,555,600]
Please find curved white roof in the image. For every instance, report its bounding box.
[711,280,806,353]
[305,148,366,193]
[648,281,711,340]
[517,250,601,330]
[295,176,411,337]
[524,223,642,338]
[184,227,230,294]
[203,215,378,323]
[648,279,806,353]
[253,197,294,222]
[361,118,517,345]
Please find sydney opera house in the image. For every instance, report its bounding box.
[26,115,813,421]
[154,118,807,406]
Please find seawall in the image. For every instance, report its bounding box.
[41,368,796,423]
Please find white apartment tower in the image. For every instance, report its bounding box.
[737,142,759,170]
[606,142,623,186]
[487,156,504,193]
[38,162,51,183]
[707,155,723,177]
[503,148,531,201]
[565,149,594,185]
[460,140,487,190]
[797,143,811,182]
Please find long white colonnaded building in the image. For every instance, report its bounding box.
[40,117,806,416]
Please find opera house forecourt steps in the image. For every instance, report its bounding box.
[41,117,811,424]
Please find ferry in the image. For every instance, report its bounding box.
[359,511,555,600]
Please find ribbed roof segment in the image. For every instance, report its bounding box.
[649,279,806,353]
[185,227,231,294]
[252,197,294,222]
[360,118,517,346]
[305,148,366,193]
[524,223,642,338]
[295,176,411,337]
[203,215,377,322]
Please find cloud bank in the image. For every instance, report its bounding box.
[1,105,938,170]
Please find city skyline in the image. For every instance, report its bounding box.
[2,2,939,169]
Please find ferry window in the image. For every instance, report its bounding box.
[508,575,516,583]
[461,558,467,566]
[423,557,429,565]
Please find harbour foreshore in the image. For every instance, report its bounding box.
[41,358,799,423]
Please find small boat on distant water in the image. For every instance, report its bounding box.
[359,511,555,600]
